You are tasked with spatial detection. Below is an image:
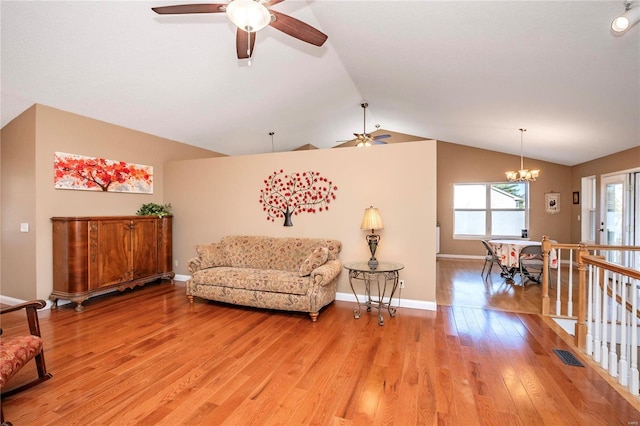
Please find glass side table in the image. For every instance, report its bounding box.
[343,261,404,326]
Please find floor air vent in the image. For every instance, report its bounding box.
[553,349,584,367]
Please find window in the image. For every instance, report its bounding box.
[453,182,528,238]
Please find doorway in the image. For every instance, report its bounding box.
[600,171,639,267]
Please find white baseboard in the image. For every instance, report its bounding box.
[149,276,437,311]
[3,280,436,313]
[335,292,436,311]
[437,254,484,260]
[0,294,27,305]
[174,274,190,282]
[0,294,59,309]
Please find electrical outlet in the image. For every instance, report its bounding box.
[174,259,179,267]
[399,280,405,288]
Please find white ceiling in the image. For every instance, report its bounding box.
[2,1,639,165]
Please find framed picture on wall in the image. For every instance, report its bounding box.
[573,191,580,204]
[545,192,560,214]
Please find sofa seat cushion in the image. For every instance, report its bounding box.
[192,267,310,295]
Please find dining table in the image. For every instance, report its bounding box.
[488,239,558,281]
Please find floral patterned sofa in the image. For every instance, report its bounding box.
[187,235,342,322]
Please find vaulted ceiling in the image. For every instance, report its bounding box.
[2,1,638,165]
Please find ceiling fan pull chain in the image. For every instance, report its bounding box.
[247,29,252,65]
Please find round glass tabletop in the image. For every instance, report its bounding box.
[343,261,404,273]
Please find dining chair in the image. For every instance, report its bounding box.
[481,240,511,278]
[518,245,544,285]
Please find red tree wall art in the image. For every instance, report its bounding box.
[259,169,338,226]
[54,152,153,193]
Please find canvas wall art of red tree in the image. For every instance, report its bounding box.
[54,152,153,193]
[259,169,338,226]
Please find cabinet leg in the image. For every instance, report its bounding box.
[74,303,84,312]
[50,299,58,310]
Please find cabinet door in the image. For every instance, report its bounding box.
[96,220,132,287]
[132,218,158,279]
[157,217,173,273]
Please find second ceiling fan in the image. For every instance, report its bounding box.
[152,0,328,59]
[353,102,390,147]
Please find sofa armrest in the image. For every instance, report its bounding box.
[310,259,342,286]
[187,257,203,274]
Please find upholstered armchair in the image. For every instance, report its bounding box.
[0,300,52,425]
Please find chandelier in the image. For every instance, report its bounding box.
[505,128,540,182]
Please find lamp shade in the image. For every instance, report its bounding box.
[226,0,272,32]
[360,206,384,231]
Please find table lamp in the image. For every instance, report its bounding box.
[360,206,384,269]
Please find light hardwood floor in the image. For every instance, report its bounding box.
[1,259,639,425]
[437,257,580,316]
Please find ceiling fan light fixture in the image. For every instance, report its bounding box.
[226,0,271,32]
[611,2,640,33]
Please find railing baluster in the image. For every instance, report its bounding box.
[631,278,639,395]
[555,248,562,315]
[601,269,609,370]
[609,270,618,378]
[619,274,628,386]
[594,263,601,363]
[567,249,573,317]
[586,263,593,356]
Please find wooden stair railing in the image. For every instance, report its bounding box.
[575,253,640,349]
[538,239,640,395]
[539,237,640,349]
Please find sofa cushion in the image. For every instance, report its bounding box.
[192,267,310,295]
[195,243,229,269]
[221,236,273,269]
[269,238,340,271]
[299,246,329,277]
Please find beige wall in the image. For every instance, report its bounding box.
[1,104,219,300]
[164,141,438,303]
[437,141,572,256]
[1,106,37,299]
[2,102,632,304]
[570,146,640,243]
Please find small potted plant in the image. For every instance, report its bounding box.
[136,203,172,217]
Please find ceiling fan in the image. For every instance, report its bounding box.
[151,0,328,59]
[353,102,390,147]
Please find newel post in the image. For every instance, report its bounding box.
[575,243,589,349]
[541,235,551,316]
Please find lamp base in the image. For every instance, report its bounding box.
[366,233,380,270]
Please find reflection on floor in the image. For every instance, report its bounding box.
[436,257,580,316]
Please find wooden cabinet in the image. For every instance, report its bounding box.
[51,216,174,311]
